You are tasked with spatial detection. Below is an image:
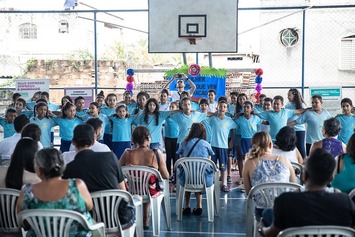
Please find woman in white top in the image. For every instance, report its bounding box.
[272,126,303,164]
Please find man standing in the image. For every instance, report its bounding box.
[163,73,196,102]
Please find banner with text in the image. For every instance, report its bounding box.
[168,75,226,101]
[15,79,49,101]
[64,87,94,108]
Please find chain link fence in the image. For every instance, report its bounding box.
[0,3,355,111]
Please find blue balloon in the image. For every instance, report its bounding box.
[126,68,135,76]
[255,75,262,84]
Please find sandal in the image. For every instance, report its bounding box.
[192,208,203,216]
[221,185,230,192]
[183,207,191,216]
[236,178,243,185]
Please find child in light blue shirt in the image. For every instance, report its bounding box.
[336,98,355,145]
[258,95,306,141]
[74,96,89,118]
[0,108,17,138]
[30,102,56,147]
[170,97,208,144]
[288,95,331,156]
[82,102,108,143]
[134,98,170,150]
[100,93,118,149]
[203,100,237,192]
[109,103,137,159]
[53,102,83,152]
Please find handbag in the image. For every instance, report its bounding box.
[118,199,136,226]
[152,149,164,191]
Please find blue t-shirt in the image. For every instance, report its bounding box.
[336,114,355,144]
[285,102,306,132]
[109,116,136,142]
[203,115,237,148]
[296,109,331,144]
[0,118,15,138]
[134,111,170,143]
[170,111,208,143]
[258,109,295,140]
[234,115,263,139]
[82,113,109,141]
[30,116,56,147]
[53,117,83,141]
[75,109,89,118]
[164,117,179,139]
[228,103,236,115]
[100,107,116,134]
[127,103,137,114]
[253,104,264,114]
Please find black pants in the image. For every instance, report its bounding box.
[164,137,178,176]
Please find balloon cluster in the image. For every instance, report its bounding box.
[254,68,263,102]
[126,68,135,96]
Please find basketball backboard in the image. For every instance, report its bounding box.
[148,0,238,53]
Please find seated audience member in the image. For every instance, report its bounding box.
[310,117,346,158]
[120,126,169,230]
[0,138,40,189]
[258,148,355,237]
[331,133,355,193]
[176,123,215,216]
[16,148,94,237]
[243,132,296,220]
[68,118,110,154]
[62,124,126,192]
[272,126,303,164]
[0,115,30,160]
[21,123,44,149]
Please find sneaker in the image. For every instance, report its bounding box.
[221,185,230,192]
[227,175,232,184]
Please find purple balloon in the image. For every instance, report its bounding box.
[126,82,134,91]
[255,83,262,92]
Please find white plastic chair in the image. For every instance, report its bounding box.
[246,182,302,237]
[173,157,220,222]
[277,225,355,237]
[0,188,21,237]
[91,189,143,237]
[121,166,171,237]
[290,162,304,185]
[349,188,355,201]
[17,209,106,237]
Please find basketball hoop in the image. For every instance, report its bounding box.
[179,36,202,45]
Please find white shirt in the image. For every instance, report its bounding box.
[0,134,43,160]
[65,141,111,164]
[0,133,21,160]
[272,147,298,164]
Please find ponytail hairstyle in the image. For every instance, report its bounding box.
[288,88,305,109]
[34,148,66,179]
[144,98,160,125]
[5,139,38,190]
[246,132,272,159]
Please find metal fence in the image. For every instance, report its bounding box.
[0,2,355,107]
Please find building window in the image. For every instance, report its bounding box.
[59,20,69,33]
[339,35,355,70]
[19,23,37,39]
[279,28,299,47]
